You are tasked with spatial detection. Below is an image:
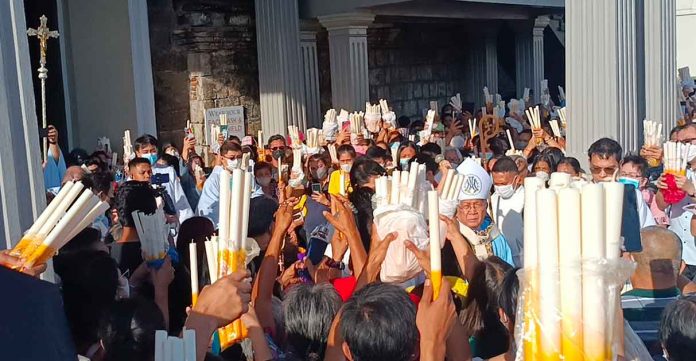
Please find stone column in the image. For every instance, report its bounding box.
[255,0,307,135]
[532,16,550,103]
[484,32,499,95]
[644,0,677,132]
[468,44,487,108]
[515,30,534,99]
[300,21,321,128]
[0,0,46,248]
[319,13,375,111]
[565,1,642,164]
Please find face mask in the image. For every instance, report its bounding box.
[166,150,179,158]
[495,184,516,199]
[257,176,271,187]
[340,164,352,173]
[288,177,303,188]
[687,146,696,164]
[313,167,328,180]
[536,171,549,182]
[272,149,285,161]
[400,158,411,170]
[226,159,239,170]
[618,177,640,189]
[144,153,158,165]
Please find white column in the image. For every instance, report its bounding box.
[515,30,534,98]
[0,0,46,247]
[256,0,307,135]
[300,23,321,128]
[645,0,677,132]
[566,1,643,164]
[484,33,498,95]
[319,13,374,111]
[532,16,549,104]
[128,0,157,136]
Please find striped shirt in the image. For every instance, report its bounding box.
[622,287,680,350]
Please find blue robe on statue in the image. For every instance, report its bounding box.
[43,149,66,190]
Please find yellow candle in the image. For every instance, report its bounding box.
[428,191,442,300]
[557,188,583,360]
[581,183,606,361]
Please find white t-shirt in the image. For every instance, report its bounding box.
[491,186,525,267]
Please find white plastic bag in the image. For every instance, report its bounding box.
[374,204,429,283]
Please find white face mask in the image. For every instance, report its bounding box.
[341,164,352,173]
[494,184,516,199]
[226,159,239,170]
[257,176,271,187]
[536,171,549,182]
[687,146,696,165]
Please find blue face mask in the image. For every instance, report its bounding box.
[618,177,640,189]
[399,158,411,171]
[144,153,158,165]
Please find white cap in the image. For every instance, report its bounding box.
[456,158,492,200]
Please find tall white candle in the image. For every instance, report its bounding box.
[400,170,410,206]
[427,191,442,300]
[58,196,100,248]
[581,183,606,361]
[440,169,454,199]
[557,188,584,359]
[241,171,252,250]
[205,239,218,283]
[604,182,624,259]
[154,330,167,361]
[391,171,401,204]
[65,201,110,241]
[189,242,199,306]
[523,177,545,269]
[27,181,75,235]
[218,170,231,244]
[448,174,463,201]
[169,336,185,361]
[535,189,561,359]
[229,169,244,250]
[42,189,96,249]
[339,171,346,196]
[183,329,196,361]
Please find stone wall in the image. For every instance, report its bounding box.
[367,22,471,121]
[148,0,259,150]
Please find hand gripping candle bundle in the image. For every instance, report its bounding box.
[517,175,635,361]
[8,181,110,270]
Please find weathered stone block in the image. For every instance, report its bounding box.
[437,82,447,96]
[413,84,422,98]
[377,86,390,99]
[405,83,414,100]
[429,83,438,98]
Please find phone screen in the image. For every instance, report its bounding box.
[311,183,322,193]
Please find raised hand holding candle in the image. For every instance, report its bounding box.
[189,242,199,306]
[427,191,442,300]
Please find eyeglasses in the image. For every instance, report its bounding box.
[589,166,617,175]
[270,146,286,151]
[679,138,696,145]
[457,202,485,213]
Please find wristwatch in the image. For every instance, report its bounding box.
[326,258,345,270]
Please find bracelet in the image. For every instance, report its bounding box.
[325,258,345,270]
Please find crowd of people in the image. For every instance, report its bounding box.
[4,91,696,361]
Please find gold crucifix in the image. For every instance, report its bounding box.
[27,15,59,68]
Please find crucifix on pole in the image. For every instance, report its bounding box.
[27,15,59,161]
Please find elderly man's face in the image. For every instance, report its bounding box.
[456,199,488,229]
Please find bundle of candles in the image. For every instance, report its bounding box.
[123,130,133,161]
[520,176,633,361]
[523,88,531,106]
[132,208,169,265]
[468,118,478,138]
[526,106,542,145]
[450,93,463,113]
[558,107,567,129]
[97,136,111,153]
[9,181,110,269]
[484,86,493,104]
[437,169,465,202]
[214,168,253,348]
[505,129,523,156]
[508,99,521,116]
[328,144,338,164]
[549,119,562,138]
[337,109,349,129]
[210,125,220,149]
[287,125,301,148]
[373,162,429,209]
[365,102,382,133]
[349,112,364,134]
[305,128,320,151]
[494,100,506,118]
[558,86,566,102]
[643,119,663,148]
[155,329,196,361]
[185,120,194,139]
[661,141,694,204]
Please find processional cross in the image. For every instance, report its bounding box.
[27,15,59,161]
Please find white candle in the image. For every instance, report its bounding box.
[154,330,167,361]
[42,189,95,249]
[258,130,263,146]
[391,171,401,204]
[58,196,100,247]
[440,169,455,199]
[428,191,442,300]
[37,181,85,237]
[535,189,561,358]
[339,171,346,196]
[448,174,463,201]
[218,170,231,245]
[241,171,252,250]
[400,170,410,206]
[557,188,584,359]
[189,242,199,306]
[26,181,75,235]
[604,182,624,259]
[523,177,545,269]
[169,336,185,361]
[581,183,606,361]
[65,201,110,241]
[183,329,196,361]
[229,169,244,250]
[205,238,218,283]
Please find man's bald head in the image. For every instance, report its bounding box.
[634,226,682,277]
[62,166,86,185]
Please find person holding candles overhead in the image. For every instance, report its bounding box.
[454,158,514,265]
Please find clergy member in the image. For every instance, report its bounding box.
[455,158,514,265]
[490,156,525,267]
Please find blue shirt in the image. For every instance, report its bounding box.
[477,217,514,266]
[196,166,224,227]
[43,149,66,189]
